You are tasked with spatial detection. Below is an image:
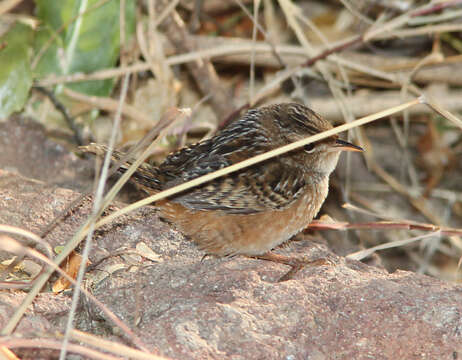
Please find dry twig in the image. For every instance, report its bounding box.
[154,0,235,121]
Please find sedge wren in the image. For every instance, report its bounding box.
[83,103,363,279]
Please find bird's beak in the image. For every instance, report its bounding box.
[335,139,364,152]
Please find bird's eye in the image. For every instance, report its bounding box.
[304,143,315,153]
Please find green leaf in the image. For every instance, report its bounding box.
[33,25,64,79]
[35,0,135,96]
[0,23,33,118]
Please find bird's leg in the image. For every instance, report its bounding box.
[252,252,331,282]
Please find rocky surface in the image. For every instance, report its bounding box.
[1,171,462,359]
[1,117,462,359]
[0,116,93,191]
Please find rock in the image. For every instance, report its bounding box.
[1,117,462,359]
[0,116,93,191]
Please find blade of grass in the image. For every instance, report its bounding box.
[421,95,462,130]
[347,231,441,261]
[95,98,421,229]
[59,73,139,360]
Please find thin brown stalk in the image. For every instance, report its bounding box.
[308,220,462,237]
[410,0,462,17]
[0,235,149,352]
[62,87,154,126]
[70,330,166,360]
[94,99,419,230]
[421,95,462,130]
[0,338,121,360]
[347,231,441,261]
[0,0,23,15]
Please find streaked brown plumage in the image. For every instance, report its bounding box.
[82,103,363,278]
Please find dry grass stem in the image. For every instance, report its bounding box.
[373,23,462,40]
[347,231,441,261]
[0,224,51,258]
[70,330,167,360]
[421,96,462,130]
[0,0,23,15]
[94,99,420,230]
[60,74,142,359]
[153,0,181,28]
[0,337,121,360]
[62,88,154,126]
[309,220,462,237]
[0,235,149,352]
[36,43,462,88]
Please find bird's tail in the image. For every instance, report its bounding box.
[79,143,162,192]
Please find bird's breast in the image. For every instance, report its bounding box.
[161,178,330,256]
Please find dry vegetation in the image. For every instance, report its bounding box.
[1,0,462,358]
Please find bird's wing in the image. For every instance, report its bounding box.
[154,113,306,213]
[169,161,306,214]
[157,137,231,184]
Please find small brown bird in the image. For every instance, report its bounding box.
[83,103,363,278]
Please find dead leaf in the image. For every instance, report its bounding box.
[52,251,90,293]
[136,242,163,262]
